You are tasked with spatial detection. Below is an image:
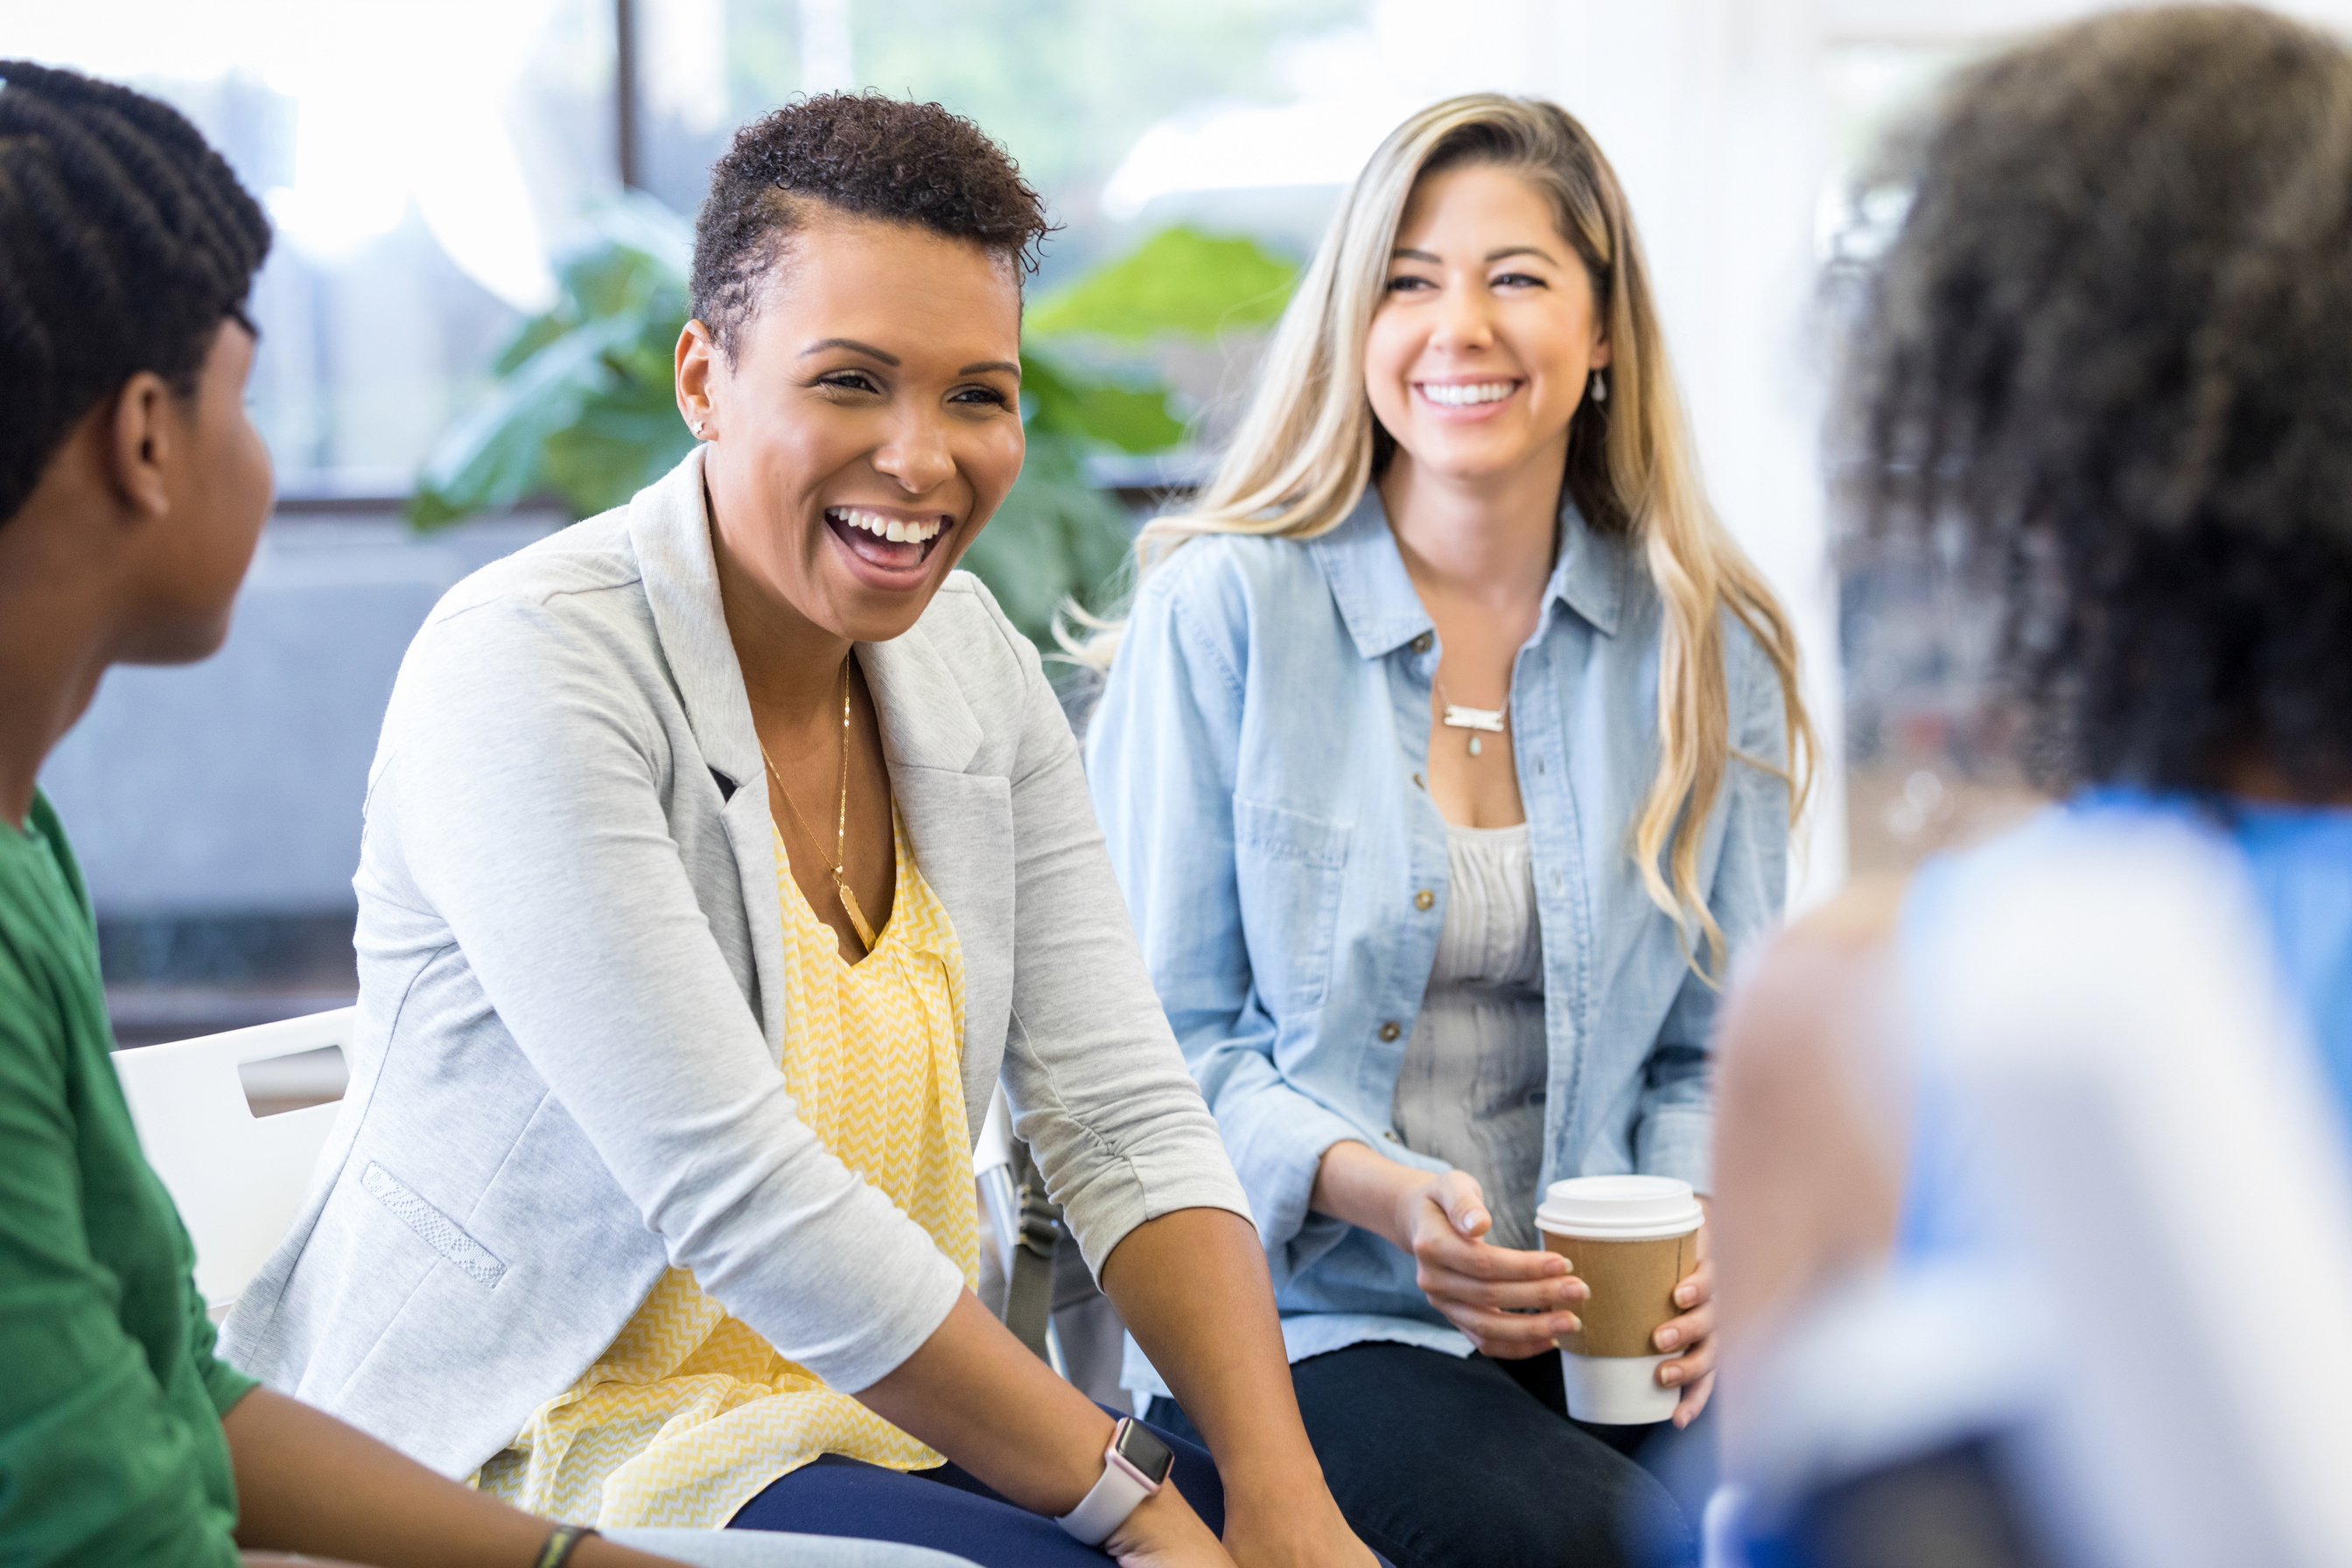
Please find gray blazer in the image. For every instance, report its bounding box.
[222,448,1249,1476]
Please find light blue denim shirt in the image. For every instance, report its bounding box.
[1085,487,1790,1376]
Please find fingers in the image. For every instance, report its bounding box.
[1417,1224,1572,1283]
[1657,1312,1717,1425]
[1438,1301,1582,1358]
[1430,1170,1493,1239]
[1651,1298,1714,1355]
[1418,1262,1586,1313]
[1670,1255,1715,1313]
[1670,1368,1716,1428]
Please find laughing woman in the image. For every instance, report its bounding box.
[1082,96,1814,1568]
[223,95,1370,1568]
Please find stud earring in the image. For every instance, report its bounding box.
[691,421,708,439]
[1589,369,1607,405]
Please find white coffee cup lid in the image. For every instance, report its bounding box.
[1535,1175,1703,1240]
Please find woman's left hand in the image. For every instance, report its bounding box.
[1652,1219,1716,1428]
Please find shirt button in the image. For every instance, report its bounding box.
[1414,889,1435,912]
[1379,1021,1402,1042]
[1410,633,1432,655]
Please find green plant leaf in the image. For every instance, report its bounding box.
[1027,226,1298,341]
[962,428,1135,653]
[408,317,640,529]
[1021,348,1184,452]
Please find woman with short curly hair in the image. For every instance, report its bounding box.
[223,94,1373,1568]
[1712,6,2352,1558]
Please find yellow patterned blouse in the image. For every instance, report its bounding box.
[478,816,980,1527]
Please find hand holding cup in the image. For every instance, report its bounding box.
[1395,1170,1588,1359]
[1650,1214,1716,1427]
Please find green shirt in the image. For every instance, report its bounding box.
[0,793,253,1565]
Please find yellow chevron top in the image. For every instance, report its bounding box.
[478,815,979,1527]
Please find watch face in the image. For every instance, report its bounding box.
[1115,1418,1176,1487]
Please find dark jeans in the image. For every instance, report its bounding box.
[1151,1341,1704,1568]
[728,1408,1220,1566]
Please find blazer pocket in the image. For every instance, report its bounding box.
[360,1160,507,1288]
[1233,797,1351,1010]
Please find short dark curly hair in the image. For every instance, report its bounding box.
[1838,4,2352,800]
[0,61,270,525]
[690,92,1050,360]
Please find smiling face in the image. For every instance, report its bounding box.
[1364,162,1610,489]
[680,207,1026,645]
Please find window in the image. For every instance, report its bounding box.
[13,0,620,498]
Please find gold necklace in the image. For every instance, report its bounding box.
[759,656,878,950]
[1432,675,1509,757]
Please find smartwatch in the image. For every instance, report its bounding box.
[1055,1416,1175,1545]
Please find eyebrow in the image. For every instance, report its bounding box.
[801,339,1019,379]
[1390,245,1561,264]
[803,337,899,364]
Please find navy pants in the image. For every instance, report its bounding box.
[1151,1341,1704,1568]
[729,1410,1220,1566]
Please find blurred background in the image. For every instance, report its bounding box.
[12,0,2351,1043]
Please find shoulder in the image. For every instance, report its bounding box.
[404,513,652,677]
[1129,531,1332,662]
[424,511,642,626]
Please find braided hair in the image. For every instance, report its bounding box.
[0,60,270,524]
[1838,6,2352,799]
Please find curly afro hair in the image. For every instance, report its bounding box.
[690,92,1050,360]
[0,61,270,525]
[1838,4,2352,800]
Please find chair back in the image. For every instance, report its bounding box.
[113,1007,354,1312]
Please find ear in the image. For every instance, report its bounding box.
[1589,330,1613,372]
[105,371,178,520]
[676,318,722,441]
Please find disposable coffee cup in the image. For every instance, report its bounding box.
[1535,1175,1704,1424]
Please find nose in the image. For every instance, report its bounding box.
[1431,278,1497,353]
[871,407,956,497]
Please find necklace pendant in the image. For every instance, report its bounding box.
[835,875,879,951]
[1467,734,1483,757]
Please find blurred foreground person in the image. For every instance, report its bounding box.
[0,60,965,1568]
[1711,9,2352,1568]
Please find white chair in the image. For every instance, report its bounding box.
[113,1007,354,1314]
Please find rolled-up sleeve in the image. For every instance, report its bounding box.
[960,580,1251,1274]
[1085,564,1364,1280]
[382,598,963,1393]
[1638,624,1794,1193]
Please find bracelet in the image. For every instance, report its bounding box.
[534,1524,600,1568]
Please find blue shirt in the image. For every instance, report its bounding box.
[1085,487,1792,1369]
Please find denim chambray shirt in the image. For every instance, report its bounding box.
[1085,487,1790,1377]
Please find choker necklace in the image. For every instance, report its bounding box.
[1432,676,1508,757]
[760,656,878,950]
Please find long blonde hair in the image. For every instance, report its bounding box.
[1078,94,1815,973]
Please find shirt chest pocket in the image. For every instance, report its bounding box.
[1233,796,1351,1014]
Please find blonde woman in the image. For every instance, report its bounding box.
[1082,96,1812,1567]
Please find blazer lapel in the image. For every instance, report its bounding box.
[861,622,1015,1138]
[626,449,790,1060]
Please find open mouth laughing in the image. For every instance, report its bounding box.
[823,504,955,583]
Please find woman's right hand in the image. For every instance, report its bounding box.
[1395,1170,1586,1360]
[1105,1483,1240,1567]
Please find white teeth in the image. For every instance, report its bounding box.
[1419,381,1517,407]
[830,508,945,544]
